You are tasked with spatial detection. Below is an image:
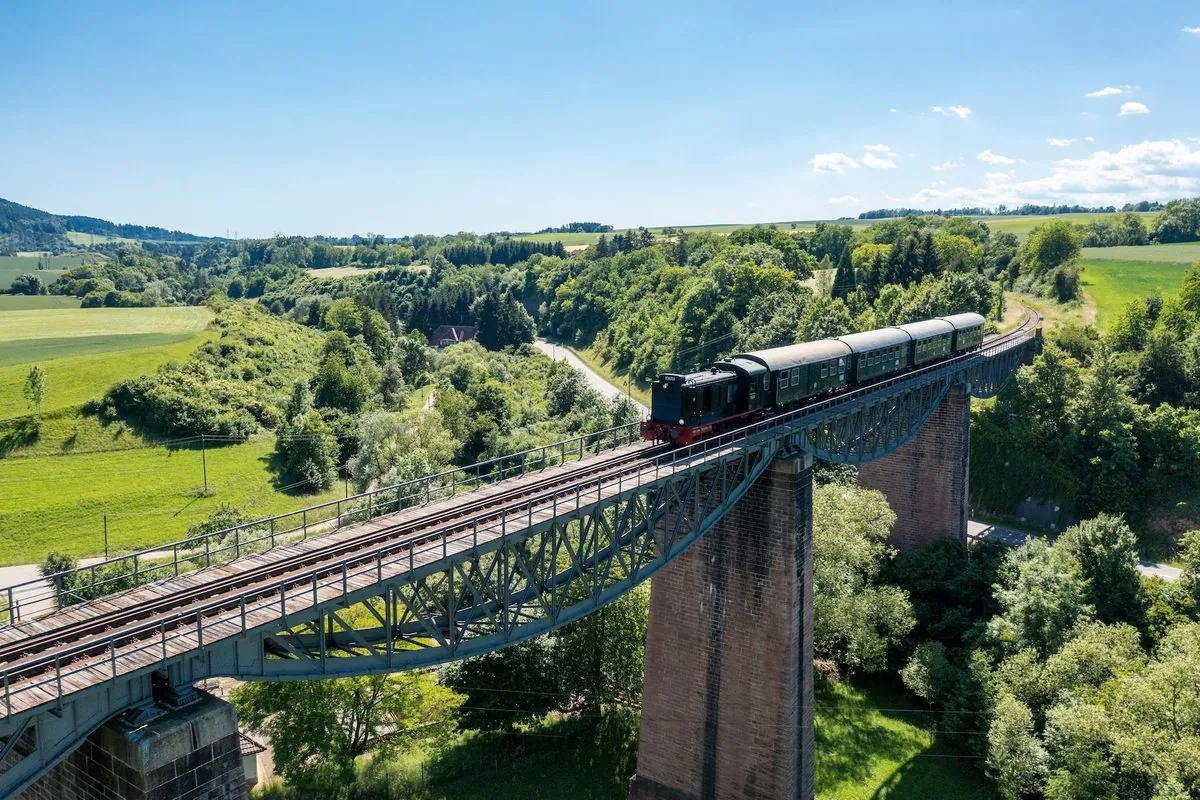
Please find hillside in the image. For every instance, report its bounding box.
[0,197,221,254]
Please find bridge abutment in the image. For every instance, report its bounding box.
[630,454,814,800]
[857,384,970,550]
[18,690,247,800]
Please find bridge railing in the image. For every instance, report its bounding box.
[0,324,1040,719]
[1,318,1039,627]
[1,421,643,625]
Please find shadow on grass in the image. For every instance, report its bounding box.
[0,416,39,456]
[869,745,996,800]
[814,680,930,790]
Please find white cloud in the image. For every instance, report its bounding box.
[931,160,961,172]
[1085,136,1096,142]
[864,144,891,152]
[1047,138,1076,147]
[1120,102,1151,116]
[932,105,972,119]
[810,152,860,174]
[977,149,1020,165]
[746,201,762,209]
[888,108,898,113]
[862,153,898,169]
[1183,26,1200,33]
[1086,86,1126,98]
[912,139,1200,209]
[829,195,859,205]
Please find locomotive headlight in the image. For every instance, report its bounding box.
[679,418,685,425]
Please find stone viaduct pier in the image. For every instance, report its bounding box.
[0,319,1037,800]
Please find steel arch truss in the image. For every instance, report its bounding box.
[226,442,781,679]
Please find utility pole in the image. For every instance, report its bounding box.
[103,514,109,558]
[200,435,208,494]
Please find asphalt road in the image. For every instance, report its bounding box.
[968,520,1182,581]
[533,340,648,413]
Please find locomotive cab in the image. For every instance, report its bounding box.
[643,369,740,444]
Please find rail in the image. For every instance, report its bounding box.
[1,421,644,624]
[1,311,1039,624]
[0,318,1039,719]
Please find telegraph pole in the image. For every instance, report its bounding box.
[201,435,208,494]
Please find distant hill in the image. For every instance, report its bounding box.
[0,197,221,254]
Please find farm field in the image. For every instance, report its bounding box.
[515,212,1160,246]
[1081,257,1195,329]
[0,254,83,288]
[0,295,81,311]
[306,265,388,278]
[0,331,212,418]
[0,306,211,344]
[1081,242,1200,262]
[0,436,343,564]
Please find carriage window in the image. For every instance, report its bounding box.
[791,367,800,384]
[779,372,790,389]
[820,364,829,378]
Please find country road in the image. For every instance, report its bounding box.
[533,340,648,413]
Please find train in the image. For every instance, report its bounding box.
[641,312,987,445]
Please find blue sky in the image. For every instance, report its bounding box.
[2,0,1199,237]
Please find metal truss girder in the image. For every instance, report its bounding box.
[0,334,1041,797]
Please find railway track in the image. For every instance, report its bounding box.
[0,309,1040,691]
[0,442,671,680]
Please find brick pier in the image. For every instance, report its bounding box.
[857,384,970,550]
[19,691,247,800]
[629,455,814,800]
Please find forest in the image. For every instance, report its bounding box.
[10,199,1200,799]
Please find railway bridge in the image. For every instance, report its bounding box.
[0,314,1040,800]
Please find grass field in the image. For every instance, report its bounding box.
[1081,258,1195,329]
[0,306,211,345]
[0,254,81,288]
[814,680,996,800]
[514,212,1159,247]
[0,331,206,367]
[64,231,142,246]
[0,436,343,564]
[1081,242,1200,262]
[283,678,994,800]
[0,295,81,311]
[0,331,212,418]
[305,265,388,278]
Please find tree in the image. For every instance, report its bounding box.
[23,365,46,416]
[8,273,46,295]
[1057,515,1144,625]
[233,673,460,787]
[1180,529,1200,606]
[831,245,857,299]
[552,586,648,716]
[441,638,561,732]
[275,412,339,491]
[313,353,373,413]
[185,503,250,540]
[812,484,915,672]
[1021,220,1082,278]
[471,288,535,350]
[1044,701,1119,800]
[988,539,1092,657]
[987,694,1049,800]
[1070,348,1140,515]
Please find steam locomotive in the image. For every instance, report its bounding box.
[641,313,986,445]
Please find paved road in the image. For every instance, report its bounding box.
[533,340,648,413]
[968,520,1182,581]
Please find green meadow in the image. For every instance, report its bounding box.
[0,295,81,311]
[0,307,213,418]
[0,254,84,287]
[1082,257,1196,329]
[0,332,212,418]
[0,434,343,564]
[515,212,1160,246]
